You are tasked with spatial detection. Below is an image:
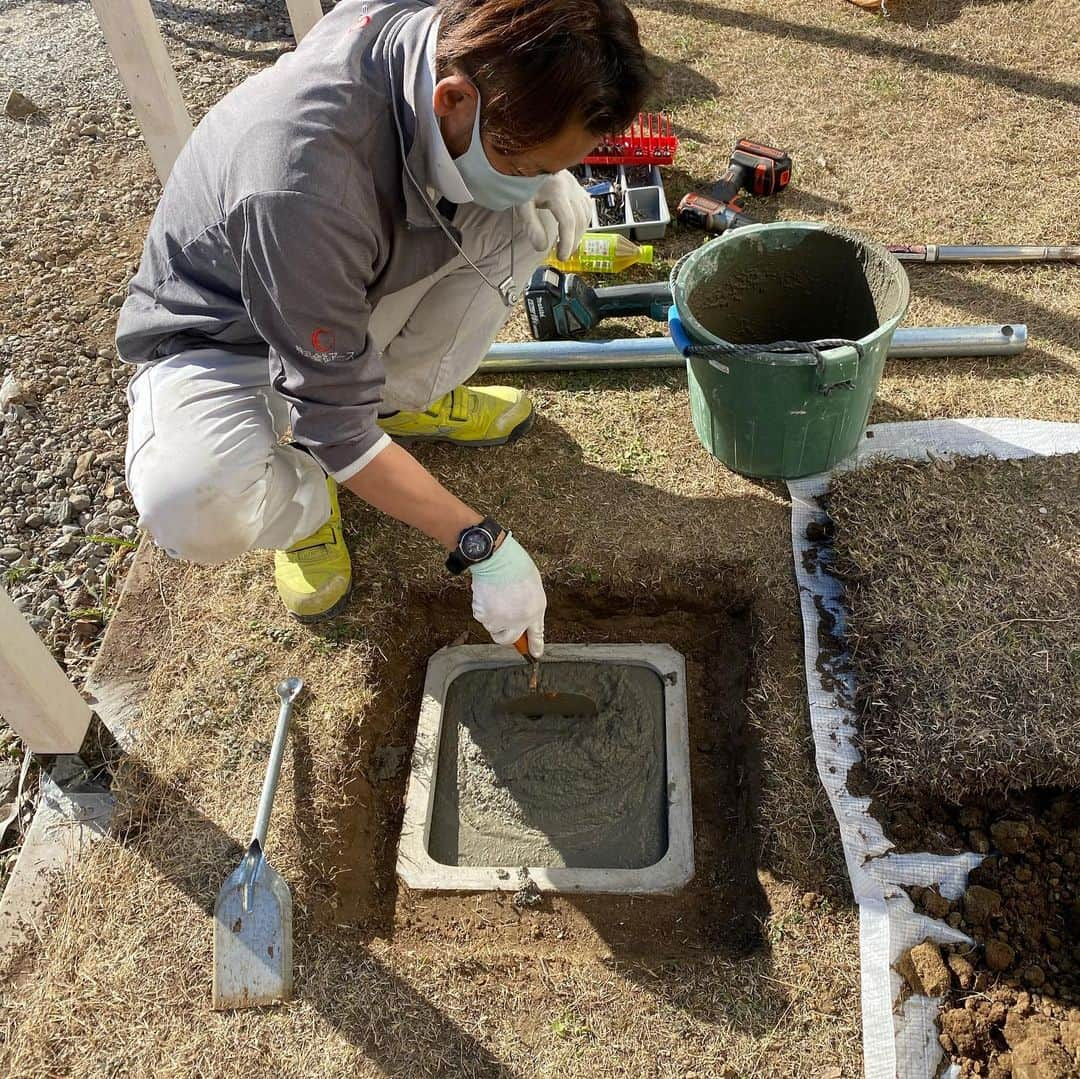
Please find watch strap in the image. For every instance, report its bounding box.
[446,517,505,575]
[445,548,469,575]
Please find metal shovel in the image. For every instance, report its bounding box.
[501,634,598,718]
[212,676,302,1010]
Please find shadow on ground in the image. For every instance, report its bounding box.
[631,0,1080,107]
[647,52,723,138]
[880,0,1035,29]
[907,267,1078,367]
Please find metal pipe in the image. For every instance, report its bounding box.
[889,244,1079,263]
[485,337,678,371]
[886,323,1027,357]
[481,324,1027,372]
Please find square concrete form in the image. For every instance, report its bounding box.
[397,644,693,895]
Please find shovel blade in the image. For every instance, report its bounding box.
[501,691,599,718]
[212,859,293,1010]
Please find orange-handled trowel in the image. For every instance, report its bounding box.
[499,634,599,719]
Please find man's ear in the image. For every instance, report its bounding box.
[433,74,479,156]
[432,74,477,120]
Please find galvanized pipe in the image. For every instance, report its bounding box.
[481,324,1028,372]
[889,244,1079,263]
[887,323,1027,357]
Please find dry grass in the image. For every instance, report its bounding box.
[828,454,1080,800]
[2,0,1079,1075]
[1,827,860,1077]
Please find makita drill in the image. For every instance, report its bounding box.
[524,266,672,341]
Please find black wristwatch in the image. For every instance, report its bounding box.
[446,517,506,575]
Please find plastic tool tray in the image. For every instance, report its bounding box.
[573,163,671,243]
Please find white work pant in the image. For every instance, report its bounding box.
[125,204,551,565]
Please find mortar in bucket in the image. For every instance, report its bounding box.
[669,222,909,479]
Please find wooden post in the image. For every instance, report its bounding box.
[89,0,193,184]
[285,0,323,42]
[0,585,91,754]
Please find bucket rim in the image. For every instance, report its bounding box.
[670,221,911,361]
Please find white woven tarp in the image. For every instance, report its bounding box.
[786,418,1080,1079]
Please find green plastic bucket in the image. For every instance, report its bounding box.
[669,222,909,479]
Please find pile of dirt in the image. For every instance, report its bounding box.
[907,790,1079,1005]
[938,978,1078,1078]
[911,967,1080,1079]
[915,793,1080,1075]
[896,939,1080,1078]
[826,453,1080,801]
[919,828,1080,1079]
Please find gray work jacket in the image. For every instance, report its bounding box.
[116,0,462,476]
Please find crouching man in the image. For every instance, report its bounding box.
[117,0,651,654]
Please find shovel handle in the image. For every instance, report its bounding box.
[252,687,299,849]
[514,633,537,663]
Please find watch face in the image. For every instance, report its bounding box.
[460,527,492,561]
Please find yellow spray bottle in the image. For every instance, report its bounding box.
[547,233,655,274]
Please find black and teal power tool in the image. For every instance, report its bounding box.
[524,266,672,341]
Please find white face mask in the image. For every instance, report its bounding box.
[452,93,546,211]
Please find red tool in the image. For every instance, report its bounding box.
[677,138,792,233]
[583,112,679,166]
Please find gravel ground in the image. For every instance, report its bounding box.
[0,0,300,672]
[0,0,302,860]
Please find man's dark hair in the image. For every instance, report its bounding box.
[436,0,654,154]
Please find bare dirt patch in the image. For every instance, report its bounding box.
[898,788,1080,1076]
[382,571,766,962]
[918,790,1078,996]
[270,564,766,962]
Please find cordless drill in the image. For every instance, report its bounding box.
[677,138,792,233]
[524,266,671,341]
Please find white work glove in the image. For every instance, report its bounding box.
[469,533,547,657]
[520,170,593,262]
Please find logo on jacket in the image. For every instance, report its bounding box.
[311,328,336,353]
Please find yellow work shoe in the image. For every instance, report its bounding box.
[273,478,351,622]
[377,385,533,446]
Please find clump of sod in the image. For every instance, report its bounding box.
[826,453,1079,801]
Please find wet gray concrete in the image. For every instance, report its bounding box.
[429,662,668,869]
[688,227,901,344]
